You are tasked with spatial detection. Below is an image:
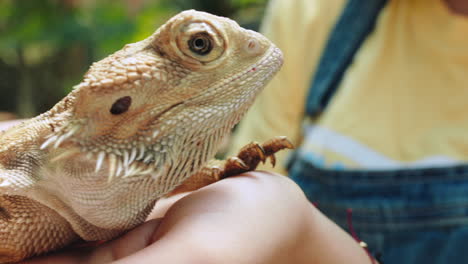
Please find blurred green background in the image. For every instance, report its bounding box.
[0,0,268,119]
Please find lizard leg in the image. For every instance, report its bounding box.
[169,136,293,195]
[0,195,78,263]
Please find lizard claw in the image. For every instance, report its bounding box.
[262,136,294,155]
[252,142,267,164]
[268,154,277,168]
[221,136,294,178]
[226,157,249,170]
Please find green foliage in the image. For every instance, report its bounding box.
[0,0,268,117]
[0,0,137,64]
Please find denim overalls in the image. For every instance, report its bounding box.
[288,0,468,263]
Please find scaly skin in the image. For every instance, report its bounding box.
[0,10,284,262]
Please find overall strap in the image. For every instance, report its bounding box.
[305,0,388,117]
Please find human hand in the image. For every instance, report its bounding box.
[23,171,371,264]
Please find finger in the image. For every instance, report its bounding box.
[83,218,163,263]
[23,219,163,264]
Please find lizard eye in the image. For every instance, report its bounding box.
[110,96,132,115]
[174,22,225,63]
[188,33,213,55]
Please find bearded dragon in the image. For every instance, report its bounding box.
[0,10,291,262]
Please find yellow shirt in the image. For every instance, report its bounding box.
[231,0,468,173]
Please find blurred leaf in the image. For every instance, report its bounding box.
[131,4,177,43]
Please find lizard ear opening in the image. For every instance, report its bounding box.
[0,203,10,221]
[110,96,132,115]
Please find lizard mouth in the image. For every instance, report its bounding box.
[150,101,184,124]
[232,45,283,84]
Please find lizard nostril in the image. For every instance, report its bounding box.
[245,39,262,55]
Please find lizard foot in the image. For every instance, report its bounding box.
[168,137,293,195]
[222,136,294,178]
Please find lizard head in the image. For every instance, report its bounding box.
[42,10,283,182]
